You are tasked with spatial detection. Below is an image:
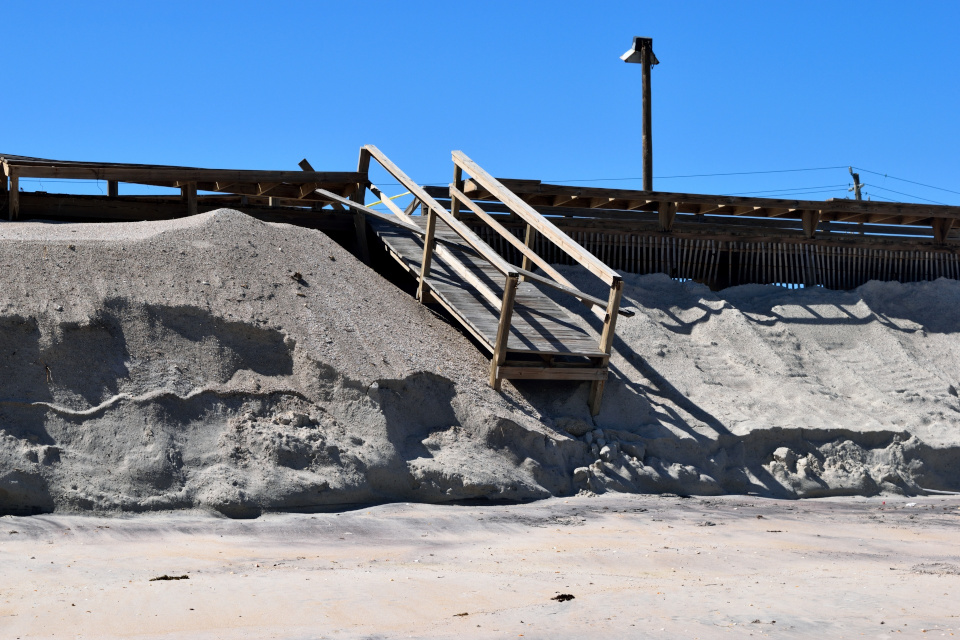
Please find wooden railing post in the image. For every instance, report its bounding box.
[658,201,676,232]
[108,180,119,198]
[802,210,821,239]
[417,205,438,302]
[490,274,519,390]
[933,217,954,244]
[589,277,624,415]
[182,181,198,216]
[7,173,17,221]
[351,148,372,264]
[451,163,464,221]
[520,224,535,279]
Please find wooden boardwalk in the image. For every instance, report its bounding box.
[372,215,606,361]
[321,146,629,414]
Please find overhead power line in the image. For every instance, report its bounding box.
[554,166,850,183]
[863,184,947,205]
[723,183,849,196]
[854,167,960,197]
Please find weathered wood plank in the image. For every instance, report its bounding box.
[450,185,622,318]
[453,151,622,286]
[490,275,519,389]
[371,219,606,357]
[498,366,608,381]
[462,178,960,220]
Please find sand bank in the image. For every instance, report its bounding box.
[1,210,958,516]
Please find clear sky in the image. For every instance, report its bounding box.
[5,1,959,205]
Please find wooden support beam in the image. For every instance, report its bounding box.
[350,148,371,264]
[933,217,955,244]
[802,210,821,239]
[490,274,519,390]
[764,207,796,218]
[9,174,19,221]
[182,181,198,216]
[497,366,608,381]
[451,163,464,220]
[256,182,280,196]
[589,279,623,415]
[553,195,578,207]
[521,224,535,275]
[658,201,677,231]
[481,181,960,221]
[417,206,438,302]
[589,197,615,209]
[107,180,118,197]
[698,203,729,215]
[298,183,319,198]
[0,161,362,186]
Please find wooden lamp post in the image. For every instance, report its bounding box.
[621,37,659,191]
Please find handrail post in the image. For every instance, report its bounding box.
[520,224,535,279]
[352,147,372,264]
[490,274,519,390]
[9,173,19,221]
[417,205,438,302]
[451,163,464,221]
[182,181,197,216]
[589,277,624,415]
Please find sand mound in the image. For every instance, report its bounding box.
[533,269,960,497]
[1,210,958,515]
[0,211,583,516]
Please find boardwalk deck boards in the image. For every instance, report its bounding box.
[373,216,605,359]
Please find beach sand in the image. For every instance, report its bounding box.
[1,494,958,638]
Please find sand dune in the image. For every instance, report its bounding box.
[1,210,958,516]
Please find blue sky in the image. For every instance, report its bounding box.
[5,1,959,205]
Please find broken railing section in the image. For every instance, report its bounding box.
[449,151,626,411]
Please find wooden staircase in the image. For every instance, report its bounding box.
[322,146,631,415]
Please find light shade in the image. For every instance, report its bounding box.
[621,36,659,65]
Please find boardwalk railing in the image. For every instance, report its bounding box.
[448,151,627,409]
[426,176,960,291]
[329,146,631,413]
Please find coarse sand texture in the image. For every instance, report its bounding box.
[1,210,958,516]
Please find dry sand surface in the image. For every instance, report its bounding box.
[1,209,959,517]
[2,210,960,637]
[1,494,958,639]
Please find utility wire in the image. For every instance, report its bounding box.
[854,167,960,197]
[863,184,947,205]
[722,183,849,196]
[557,165,850,182]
